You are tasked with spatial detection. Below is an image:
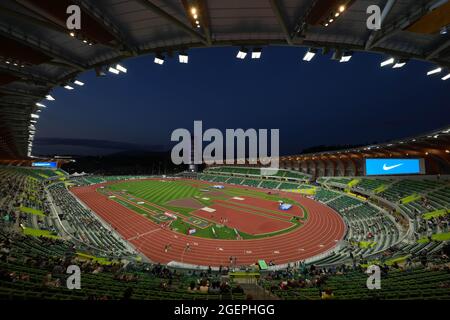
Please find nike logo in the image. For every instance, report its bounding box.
[383,163,403,171]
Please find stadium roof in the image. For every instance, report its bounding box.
[0,0,449,159]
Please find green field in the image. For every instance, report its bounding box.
[102,179,308,240]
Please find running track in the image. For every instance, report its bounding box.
[71,180,346,267]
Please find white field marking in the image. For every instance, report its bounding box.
[127,228,161,241]
[218,247,224,251]
[108,196,116,198]
[245,250,252,254]
[201,207,216,213]
[201,197,210,200]
[274,250,280,254]
[319,244,324,247]
[137,201,144,204]
[193,242,199,246]
[232,197,245,201]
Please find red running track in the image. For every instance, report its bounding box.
[71,181,346,267]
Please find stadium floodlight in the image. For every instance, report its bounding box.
[252,48,262,59]
[303,48,317,61]
[116,64,127,73]
[30,120,37,124]
[442,72,450,81]
[179,53,189,64]
[108,66,120,74]
[35,103,46,108]
[340,51,353,63]
[74,80,85,86]
[46,95,55,101]
[64,85,74,90]
[393,59,407,69]
[31,113,39,119]
[236,48,248,59]
[427,67,442,76]
[154,54,165,65]
[380,57,395,67]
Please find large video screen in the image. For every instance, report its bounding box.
[365,158,424,176]
[31,162,57,169]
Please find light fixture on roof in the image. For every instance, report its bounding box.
[154,54,165,65]
[179,52,189,64]
[46,94,55,101]
[35,103,46,108]
[191,7,197,15]
[440,26,448,35]
[427,67,442,76]
[64,85,74,90]
[31,114,39,119]
[236,48,248,59]
[116,64,127,73]
[442,72,450,81]
[303,48,317,61]
[252,48,262,59]
[393,59,407,69]
[340,51,352,63]
[339,5,346,12]
[380,57,395,67]
[335,12,340,17]
[74,80,84,86]
[69,32,76,37]
[30,120,37,124]
[108,66,120,74]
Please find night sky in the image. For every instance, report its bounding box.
[34,46,450,156]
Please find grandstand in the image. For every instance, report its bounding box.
[1,157,449,300]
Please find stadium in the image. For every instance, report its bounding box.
[0,0,450,305]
